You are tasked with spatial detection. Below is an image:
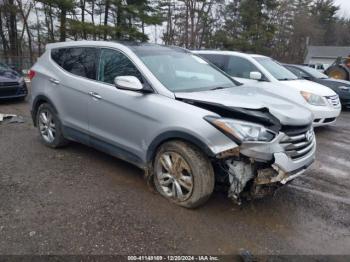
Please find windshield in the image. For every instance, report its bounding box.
[301,66,329,79]
[132,48,236,92]
[0,62,10,70]
[255,57,298,81]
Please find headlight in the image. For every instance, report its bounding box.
[339,86,350,91]
[300,91,327,106]
[18,77,25,85]
[205,117,276,143]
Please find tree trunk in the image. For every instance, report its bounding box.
[103,0,110,40]
[7,0,18,57]
[90,0,96,40]
[81,0,86,39]
[60,8,67,41]
[34,2,42,55]
[0,8,9,57]
[16,0,33,64]
[185,2,189,48]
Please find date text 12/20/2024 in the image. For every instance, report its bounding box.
[127,256,220,261]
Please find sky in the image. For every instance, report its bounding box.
[335,0,350,18]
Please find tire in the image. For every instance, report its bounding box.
[36,103,68,148]
[153,140,215,208]
[327,66,349,80]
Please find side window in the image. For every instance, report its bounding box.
[51,48,66,67]
[98,49,143,84]
[198,54,228,71]
[51,47,99,80]
[287,67,307,78]
[226,56,260,79]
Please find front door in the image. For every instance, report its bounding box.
[87,48,155,165]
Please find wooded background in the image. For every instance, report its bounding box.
[0,0,349,69]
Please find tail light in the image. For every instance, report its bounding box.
[28,70,36,80]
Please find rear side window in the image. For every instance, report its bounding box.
[51,47,99,80]
[198,54,228,71]
[98,48,143,84]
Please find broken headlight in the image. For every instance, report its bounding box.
[205,117,276,143]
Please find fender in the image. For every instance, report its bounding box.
[146,130,216,164]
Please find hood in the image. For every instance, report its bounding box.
[0,69,20,83]
[175,85,313,127]
[233,78,308,106]
[281,79,337,96]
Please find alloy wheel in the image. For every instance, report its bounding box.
[38,110,56,143]
[155,151,194,201]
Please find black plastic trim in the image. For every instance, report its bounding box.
[146,131,216,163]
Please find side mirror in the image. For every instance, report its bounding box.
[114,76,143,91]
[250,71,262,81]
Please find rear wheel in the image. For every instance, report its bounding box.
[36,103,68,148]
[153,140,215,208]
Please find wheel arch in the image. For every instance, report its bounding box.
[31,95,58,126]
[146,131,216,165]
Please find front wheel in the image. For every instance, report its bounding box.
[153,140,215,208]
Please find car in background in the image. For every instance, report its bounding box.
[305,63,329,72]
[0,62,28,100]
[193,51,341,127]
[284,64,350,108]
[30,41,316,208]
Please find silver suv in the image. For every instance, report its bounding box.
[30,41,316,208]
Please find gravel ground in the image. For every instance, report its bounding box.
[0,96,349,256]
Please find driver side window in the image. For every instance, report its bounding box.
[226,56,260,79]
[98,49,143,84]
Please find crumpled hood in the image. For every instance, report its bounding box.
[281,79,337,96]
[175,85,313,126]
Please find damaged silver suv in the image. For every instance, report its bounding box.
[30,41,316,208]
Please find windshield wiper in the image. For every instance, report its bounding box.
[210,86,228,91]
[278,78,295,81]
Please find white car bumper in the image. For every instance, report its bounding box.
[311,105,341,127]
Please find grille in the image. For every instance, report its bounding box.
[0,87,19,97]
[326,95,340,107]
[0,82,18,87]
[280,127,315,160]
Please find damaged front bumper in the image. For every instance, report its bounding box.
[240,130,316,176]
[218,129,316,202]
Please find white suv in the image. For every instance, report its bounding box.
[194,51,341,127]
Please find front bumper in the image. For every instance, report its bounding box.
[311,105,341,127]
[340,98,350,107]
[239,131,316,183]
[0,83,28,99]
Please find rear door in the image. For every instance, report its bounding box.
[50,47,100,143]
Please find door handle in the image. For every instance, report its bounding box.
[89,91,102,100]
[49,78,60,85]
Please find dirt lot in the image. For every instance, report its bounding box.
[0,96,350,256]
